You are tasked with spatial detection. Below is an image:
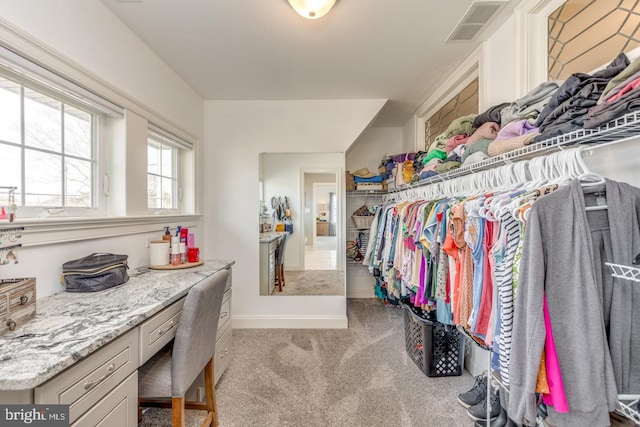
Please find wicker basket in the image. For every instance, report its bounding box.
[352,215,374,229]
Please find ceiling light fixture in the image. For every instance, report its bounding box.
[287,0,337,19]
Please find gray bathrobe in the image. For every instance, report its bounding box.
[508,179,640,427]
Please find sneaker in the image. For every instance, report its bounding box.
[457,374,488,408]
[467,389,500,421]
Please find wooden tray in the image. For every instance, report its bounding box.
[148,260,204,270]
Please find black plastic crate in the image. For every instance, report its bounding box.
[403,304,464,377]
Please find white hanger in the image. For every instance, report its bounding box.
[575,148,606,188]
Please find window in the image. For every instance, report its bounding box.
[0,72,98,213]
[147,136,178,211]
[425,78,479,149]
[548,1,640,80]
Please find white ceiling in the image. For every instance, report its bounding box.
[101,0,514,127]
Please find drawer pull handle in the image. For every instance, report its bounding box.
[6,319,16,331]
[19,295,29,305]
[84,363,115,390]
[158,320,175,336]
[220,349,229,359]
[219,311,229,319]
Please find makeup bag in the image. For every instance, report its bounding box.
[61,253,129,293]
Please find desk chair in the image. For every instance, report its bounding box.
[138,269,228,427]
[275,233,288,292]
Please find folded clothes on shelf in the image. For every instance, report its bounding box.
[354,175,383,183]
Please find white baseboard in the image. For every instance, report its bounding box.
[232,315,348,329]
[346,288,374,298]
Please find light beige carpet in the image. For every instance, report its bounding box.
[139,299,475,427]
[271,269,345,296]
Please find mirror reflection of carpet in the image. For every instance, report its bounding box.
[272,270,344,296]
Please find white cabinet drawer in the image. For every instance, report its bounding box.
[214,327,232,384]
[216,289,231,341]
[224,268,232,292]
[71,371,137,427]
[138,298,184,365]
[35,328,138,425]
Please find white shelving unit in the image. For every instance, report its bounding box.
[387,110,640,195]
[345,191,384,297]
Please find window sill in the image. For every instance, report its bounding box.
[2,214,203,248]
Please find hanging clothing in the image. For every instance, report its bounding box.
[495,209,520,386]
[508,179,640,427]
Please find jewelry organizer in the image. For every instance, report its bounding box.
[0,226,22,267]
[0,186,17,222]
[0,226,34,336]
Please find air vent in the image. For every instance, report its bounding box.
[446,1,507,42]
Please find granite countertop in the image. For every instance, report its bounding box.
[0,259,234,391]
[259,232,286,243]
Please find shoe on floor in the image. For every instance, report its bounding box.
[457,374,488,408]
[474,408,508,427]
[468,388,500,421]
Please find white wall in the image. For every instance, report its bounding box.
[483,15,517,107]
[0,1,205,298]
[402,118,419,152]
[346,127,404,174]
[204,99,386,329]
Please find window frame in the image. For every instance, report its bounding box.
[0,68,106,218]
[147,133,181,214]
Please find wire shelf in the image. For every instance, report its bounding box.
[606,262,640,282]
[617,395,640,425]
[346,190,387,196]
[605,263,640,424]
[388,110,640,194]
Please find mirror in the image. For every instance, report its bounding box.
[258,152,345,296]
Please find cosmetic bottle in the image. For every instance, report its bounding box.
[162,227,171,241]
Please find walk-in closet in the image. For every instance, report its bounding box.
[2,1,640,426]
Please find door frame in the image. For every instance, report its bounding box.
[301,168,343,271]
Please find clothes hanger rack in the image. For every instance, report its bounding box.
[377,148,599,427]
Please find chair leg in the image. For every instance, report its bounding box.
[204,358,219,427]
[172,397,185,427]
[280,264,285,287]
[276,266,283,292]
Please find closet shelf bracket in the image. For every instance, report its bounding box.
[605,262,640,424]
[606,262,640,282]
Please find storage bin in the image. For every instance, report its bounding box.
[402,304,464,377]
[352,215,374,229]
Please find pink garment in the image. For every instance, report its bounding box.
[476,220,495,339]
[445,134,470,154]
[542,295,569,413]
[606,75,640,103]
[418,253,427,305]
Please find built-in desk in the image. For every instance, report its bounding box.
[259,232,286,295]
[0,260,234,426]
